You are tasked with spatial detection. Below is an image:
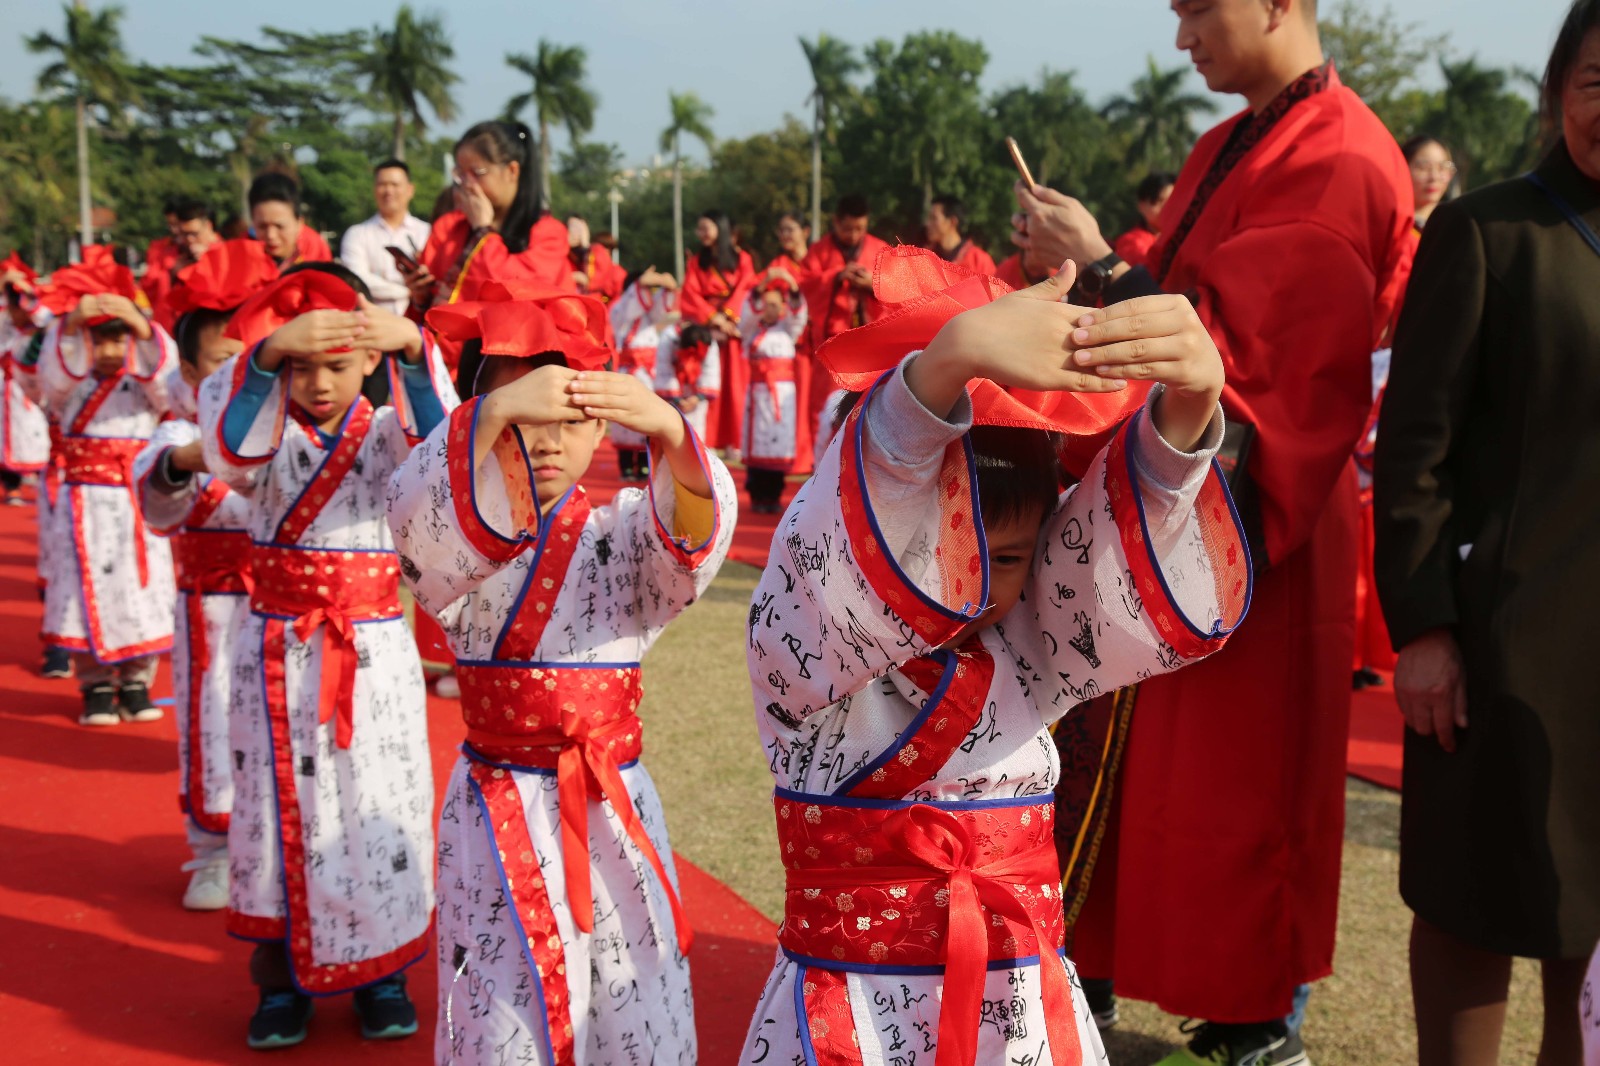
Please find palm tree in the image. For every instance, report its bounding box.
[359,4,459,162]
[659,91,715,281]
[25,2,140,251]
[799,34,861,236]
[1102,57,1218,173]
[1427,58,1539,188]
[504,42,598,210]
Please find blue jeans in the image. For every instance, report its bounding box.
[1284,983,1311,1036]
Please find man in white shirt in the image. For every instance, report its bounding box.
[338,159,431,314]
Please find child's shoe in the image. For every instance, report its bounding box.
[353,974,418,1040]
[78,684,119,727]
[433,672,460,700]
[118,683,163,723]
[40,646,71,679]
[181,856,229,911]
[247,987,313,1050]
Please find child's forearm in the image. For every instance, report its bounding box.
[652,417,711,499]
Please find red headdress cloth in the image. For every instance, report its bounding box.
[0,253,37,288]
[159,239,280,330]
[39,245,141,323]
[224,268,360,350]
[816,245,1142,435]
[757,269,799,298]
[426,280,613,371]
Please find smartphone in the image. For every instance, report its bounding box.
[385,245,419,274]
[1005,137,1038,194]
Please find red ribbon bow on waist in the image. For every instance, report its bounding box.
[291,601,376,750]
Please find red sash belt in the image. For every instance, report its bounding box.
[249,545,401,749]
[458,663,692,954]
[748,358,796,423]
[618,347,657,377]
[61,436,151,585]
[776,795,1079,1066]
[173,529,253,595]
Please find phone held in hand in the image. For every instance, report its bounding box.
[1006,137,1038,195]
[386,245,419,274]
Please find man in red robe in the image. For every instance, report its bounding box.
[1014,1,1414,1062]
[923,194,997,275]
[798,194,889,431]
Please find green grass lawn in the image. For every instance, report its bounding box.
[641,565,1550,1064]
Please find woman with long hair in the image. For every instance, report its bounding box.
[1401,135,1457,231]
[405,120,572,374]
[678,210,756,451]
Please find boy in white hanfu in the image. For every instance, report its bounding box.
[133,240,278,912]
[388,283,736,1066]
[738,249,1253,1066]
[197,263,457,1050]
[37,247,177,726]
[0,254,52,504]
[608,267,678,480]
[738,270,808,514]
[654,321,720,443]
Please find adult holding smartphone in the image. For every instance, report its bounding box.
[340,159,431,315]
[406,120,572,373]
[1376,4,1600,1062]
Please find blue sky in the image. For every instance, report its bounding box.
[0,1,1554,169]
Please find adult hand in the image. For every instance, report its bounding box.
[405,266,436,309]
[458,182,495,230]
[1012,181,1113,275]
[1394,628,1469,753]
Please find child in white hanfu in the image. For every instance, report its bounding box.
[608,267,679,480]
[738,270,808,513]
[654,321,720,443]
[198,263,456,1050]
[738,250,1253,1066]
[388,284,736,1066]
[0,254,52,504]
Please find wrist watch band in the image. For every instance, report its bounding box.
[1079,251,1124,298]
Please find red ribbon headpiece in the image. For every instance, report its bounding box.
[223,269,360,350]
[426,280,613,371]
[160,239,280,330]
[39,246,140,323]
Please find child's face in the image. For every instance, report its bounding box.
[89,328,129,376]
[524,418,605,507]
[947,504,1048,647]
[758,290,785,325]
[287,347,382,432]
[180,321,244,390]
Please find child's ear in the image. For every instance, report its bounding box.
[592,418,607,438]
[179,361,199,388]
[361,349,384,375]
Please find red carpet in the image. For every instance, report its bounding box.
[1348,674,1405,791]
[0,498,776,1064]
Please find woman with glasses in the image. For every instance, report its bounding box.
[405,120,572,375]
[1403,135,1457,230]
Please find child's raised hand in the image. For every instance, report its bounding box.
[352,297,424,361]
[487,364,586,428]
[257,309,366,371]
[569,371,683,446]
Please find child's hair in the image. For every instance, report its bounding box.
[695,210,739,273]
[454,120,543,254]
[248,172,301,215]
[174,306,232,365]
[89,317,133,342]
[831,391,1062,526]
[281,260,373,301]
[462,339,566,398]
[676,323,714,352]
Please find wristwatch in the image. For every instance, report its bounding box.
[1077,251,1124,299]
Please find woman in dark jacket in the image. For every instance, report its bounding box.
[1375,3,1600,1062]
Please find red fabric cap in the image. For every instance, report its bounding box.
[756,270,799,297]
[426,280,613,371]
[0,253,37,287]
[223,269,360,350]
[38,245,140,322]
[159,239,280,331]
[816,246,1141,436]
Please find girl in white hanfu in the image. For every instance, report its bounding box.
[387,285,737,1066]
[197,264,456,1051]
[0,255,52,502]
[653,321,720,443]
[738,250,1253,1066]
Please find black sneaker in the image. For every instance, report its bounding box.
[1082,977,1119,1031]
[353,974,417,1040]
[1352,668,1383,690]
[118,683,163,723]
[247,987,313,1050]
[78,684,119,727]
[41,646,71,679]
[1154,1020,1307,1066]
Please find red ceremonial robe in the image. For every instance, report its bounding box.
[798,232,889,427]
[141,238,178,307]
[575,244,626,305]
[1070,65,1415,1021]
[1112,226,1159,270]
[934,238,997,277]
[680,249,756,450]
[414,211,573,370]
[294,225,333,264]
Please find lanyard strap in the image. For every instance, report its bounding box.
[1526,172,1600,259]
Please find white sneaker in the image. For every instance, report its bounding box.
[434,672,460,699]
[181,856,229,911]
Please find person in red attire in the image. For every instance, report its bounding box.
[143,199,220,317]
[248,173,330,273]
[404,120,571,379]
[799,193,888,452]
[923,194,997,275]
[1111,172,1176,270]
[766,211,810,280]
[144,200,181,287]
[567,215,626,305]
[1016,0,1414,1062]
[678,209,756,451]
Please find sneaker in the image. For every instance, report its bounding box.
[433,672,460,700]
[118,683,163,722]
[41,646,72,679]
[1352,668,1383,690]
[3,490,24,506]
[1154,1020,1307,1066]
[247,987,313,1050]
[1082,977,1119,1031]
[181,856,229,911]
[78,684,120,727]
[353,974,418,1040]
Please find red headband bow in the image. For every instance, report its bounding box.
[160,239,280,331]
[39,245,141,323]
[757,271,798,298]
[223,269,361,350]
[816,246,1141,436]
[426,280,613,371]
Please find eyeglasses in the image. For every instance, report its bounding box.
[450,164,496,184]
[1410,161,1457,177]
